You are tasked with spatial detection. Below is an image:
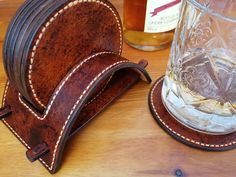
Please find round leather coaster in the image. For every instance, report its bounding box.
[148,76,236,151]
[4,0,122,111]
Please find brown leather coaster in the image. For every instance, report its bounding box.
[4,0,123,111]
[149,76,236,151]
[1,0,152,173]
[1,0,152,174]
[1,52,151,174]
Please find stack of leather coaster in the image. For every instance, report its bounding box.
[1,0,151,173]
[3,0,124,111]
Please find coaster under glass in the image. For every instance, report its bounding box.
[149,76,236,151]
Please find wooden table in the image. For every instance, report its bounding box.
[0,1,235,177]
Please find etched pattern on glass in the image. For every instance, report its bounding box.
[162,0,236,134]
[189,21,212,46]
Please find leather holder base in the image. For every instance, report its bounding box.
[149,76,236,151]
[1,0,152,174]
[1,53,151,174]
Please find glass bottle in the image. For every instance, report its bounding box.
[123,0,181,51]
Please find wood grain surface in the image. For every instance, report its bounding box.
[0,0,235,177]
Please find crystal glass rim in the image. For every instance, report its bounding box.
[188,0,236,23]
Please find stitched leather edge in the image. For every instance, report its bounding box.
[150,77,236,148]
[49,60,130,171]
[19,51,115,120]
[28,0,123,108]
[2,60,134,172]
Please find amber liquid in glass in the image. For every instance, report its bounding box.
[123,0,175,51]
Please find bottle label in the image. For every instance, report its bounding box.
[144,0,181,33]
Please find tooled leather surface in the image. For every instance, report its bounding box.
[149,77,236,151]
[2,53,151,173]
[25,0,122,110]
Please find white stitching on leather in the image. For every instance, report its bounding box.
[4,75,236,172]
[2,120,31,149]
[2,0,124,171]
[50,60,129,170]
[2,119,31,149]
[2,59,129,171]
[2,83,30,148]
[150,77,236,148]
[20,51,114,120]
[28,0,123,108]
[2,82,62,170]
[2,81,9,105]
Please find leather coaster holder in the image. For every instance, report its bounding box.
[149,76,236,151]
[1,0,152,174]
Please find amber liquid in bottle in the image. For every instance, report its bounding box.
[123,0,178,51]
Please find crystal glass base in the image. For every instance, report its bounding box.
[162,76,236,135]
